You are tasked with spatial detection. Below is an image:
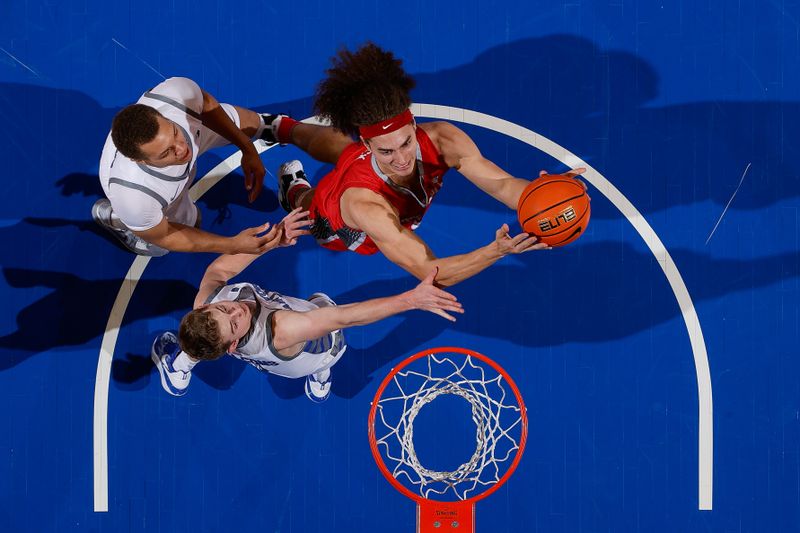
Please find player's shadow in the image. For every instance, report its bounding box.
[3,34,798,222]
[264,370,305,400]
[111,352,155,391]
[111,350,248,392]
[410,34,800,215]
[55,173,105,198]
[2,33,798,384]
[0,211,314,391]
[53,167,282,225]
[255,35,799,217]
[20,216,137,253]
[24,216,110,238]
[0,268,196,370]
[327,241,800,398]
[191,356,249,390]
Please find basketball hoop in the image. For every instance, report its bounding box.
[368,347,527,532]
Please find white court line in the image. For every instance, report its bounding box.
[411,103,713,510]
[93,109,713,512]
[93,256,150,511]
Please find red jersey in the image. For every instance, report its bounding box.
[309,127,449,255]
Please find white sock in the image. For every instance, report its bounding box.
[172,351,198,373]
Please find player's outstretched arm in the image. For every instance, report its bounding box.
[270,268,462,351]
[136,218,280,256]
[136,207,309,257]
[383,221,546,287]
[343,190,546,286]
[423,121,530,209]
[424,122,589,209]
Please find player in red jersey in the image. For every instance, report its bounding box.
[262,43,584,286]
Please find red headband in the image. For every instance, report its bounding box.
[358,109,414,139]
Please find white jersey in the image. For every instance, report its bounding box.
[206,283,347,379]
[98,77,240,231]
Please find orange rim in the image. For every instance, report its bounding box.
[368,346,528,505]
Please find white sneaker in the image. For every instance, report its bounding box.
[277,160,311,213]
[91,199,169,257]
[305,371,332,403]
[151,331,191,397]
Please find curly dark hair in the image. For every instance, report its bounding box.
[314,42,415,138]
[179,308,228,361]
[110,104,161,160]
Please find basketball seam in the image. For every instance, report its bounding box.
[550,225,583,245]
[517,178,582,209]
[521,192,588,226]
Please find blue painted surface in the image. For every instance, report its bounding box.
[1,1,798,531]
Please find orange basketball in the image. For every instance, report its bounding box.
[516,174,591,247]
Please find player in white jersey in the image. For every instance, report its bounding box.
[151,212,463,401]
[94,76,285,256]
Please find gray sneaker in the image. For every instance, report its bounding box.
[91,198,169,257]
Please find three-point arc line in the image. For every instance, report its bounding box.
[93,105,713,512]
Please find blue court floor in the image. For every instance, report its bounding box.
[1,1,799,532]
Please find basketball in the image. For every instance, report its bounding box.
[516,173,591,247]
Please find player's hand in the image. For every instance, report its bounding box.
[242,148,267,203]
[278,208,312,247]
[494,223,550,255]
[539,167,586,180]
[404,267,464,322]
[539,167,590,196]
[228,222,283,255]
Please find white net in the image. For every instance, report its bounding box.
[372,352,525,501]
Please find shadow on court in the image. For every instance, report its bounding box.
[256,35,800,216]
[0,268,195,369]
[1,33,798,389]
[1,225,796,395]
[411,34,800,215]
[327,240,800,399]
[111,350,248,392]
[54,165,283,223]
[1,33,793,226]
